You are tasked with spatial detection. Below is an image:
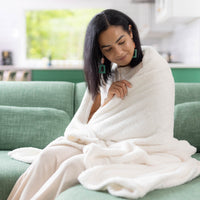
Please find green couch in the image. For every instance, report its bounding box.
[0,81,200,200]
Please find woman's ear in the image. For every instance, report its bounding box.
[128,25,133,38]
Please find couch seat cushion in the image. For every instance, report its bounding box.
[0,151,29,200]
[56,154,200,200]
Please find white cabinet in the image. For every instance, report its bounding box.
[155,0,169,23]
[136,4,151,39]
[131,3,172,40]
[155,0,200,24]
[115,0,200,40]
[114,2,172,39]
[124,3,151,39]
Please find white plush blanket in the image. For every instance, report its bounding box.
[8,46,200,199]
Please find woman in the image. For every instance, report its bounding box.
[85,8,142,122]
[8,9,200,200]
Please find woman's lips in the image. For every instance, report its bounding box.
[118,54,127,61]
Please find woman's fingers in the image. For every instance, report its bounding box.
[114,80,132,88]
[112,85,124,99]
[121,82,127,97]
[113,80,132,99]
[106,80,132,102]
[103,80,132,106]
[108,87,121,99]
[121,80,132,88]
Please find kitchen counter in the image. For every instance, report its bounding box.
[0,65,84,82]
[169,63,200,68]
[0,65,83,70]
[1,63,200,70]
[1,64,200,83]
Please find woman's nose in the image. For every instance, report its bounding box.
[114,46,123,57]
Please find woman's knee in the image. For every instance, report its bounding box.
[59,154,85,174]
[36,146,82,168]
[36,147,55,166]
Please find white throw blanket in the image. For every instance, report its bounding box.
[8,46,200,199]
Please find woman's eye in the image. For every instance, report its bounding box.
[119,41,125,45]
[119,40,125,45]
[105,48,112,52]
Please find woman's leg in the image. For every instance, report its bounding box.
[32,154,85,200]
[7,145,82,200]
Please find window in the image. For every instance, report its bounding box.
[26,9,103,62]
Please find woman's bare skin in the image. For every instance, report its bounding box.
[87,80,132,123]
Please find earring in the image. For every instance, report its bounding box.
[133,49,137,58]
[99,57,106,74]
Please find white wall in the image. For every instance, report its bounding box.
[0,6,25,65]
[157,18,200,64]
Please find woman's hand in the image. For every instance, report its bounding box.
[102,80,132,106]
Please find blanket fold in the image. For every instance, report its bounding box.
[8,46,200,199]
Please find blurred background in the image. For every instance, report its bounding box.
[0,0,200,82]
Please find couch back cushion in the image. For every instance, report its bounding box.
[175,83,200,105]
[174,83,200,152]
[0,106,70,150]
[0,81,74,150]
[174,102,200,152]
[0,81,75,118]
[74,82,86,113]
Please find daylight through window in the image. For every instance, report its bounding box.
[26,9,103,61]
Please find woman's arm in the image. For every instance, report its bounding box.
[87,92,101,123]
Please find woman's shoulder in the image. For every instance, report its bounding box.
[142,45,168,65]
[141,45,159,58]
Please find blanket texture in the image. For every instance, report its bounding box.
[8,46,200,199]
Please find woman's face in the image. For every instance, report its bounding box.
[98,25,135,67]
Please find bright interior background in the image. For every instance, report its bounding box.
[1,0,200,67]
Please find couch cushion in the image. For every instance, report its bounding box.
[56,154,200,200]
[0,81,75,118]
[0,106,70,150]
[0,151,29,200]
[175,83,200,105]
[174,101,200,152]
[74,82,86,113]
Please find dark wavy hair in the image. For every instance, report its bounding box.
[83,9,143,100]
